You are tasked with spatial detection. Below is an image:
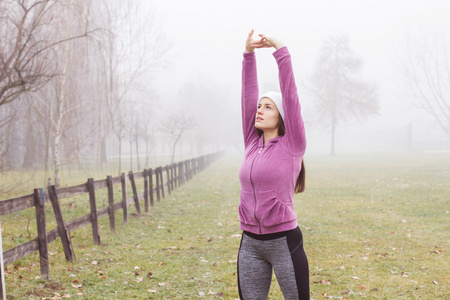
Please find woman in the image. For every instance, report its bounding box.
[237,30,309,300]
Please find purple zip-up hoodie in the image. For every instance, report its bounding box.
[238,46,306,235]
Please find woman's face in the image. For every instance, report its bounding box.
[255,97,280,132]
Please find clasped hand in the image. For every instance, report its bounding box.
[245,29,285,53]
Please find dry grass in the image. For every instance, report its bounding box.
[2,151,449,299]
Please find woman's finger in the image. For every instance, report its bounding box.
[248,29,254,38]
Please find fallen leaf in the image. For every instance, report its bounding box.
[313,280,331,285]
[91,261,99,265]
[147,289,156,293]
[359,285,366,290]
[71,284,82,289]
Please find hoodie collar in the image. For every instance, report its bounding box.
[258,134,282,148]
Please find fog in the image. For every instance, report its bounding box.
[1,0,449,188]
[148,0,450,153]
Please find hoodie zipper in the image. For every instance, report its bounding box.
[249,145,264,234]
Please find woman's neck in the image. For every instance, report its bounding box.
[263,130,279,146]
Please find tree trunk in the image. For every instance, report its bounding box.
[171,131,183,164]
[129,131,133,171]
[22,108,36,169]
[118,135,122,175]
[145,138,149,169]
[54,0,72,188]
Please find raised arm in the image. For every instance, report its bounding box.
[241,30,263,148]
[253,34,306,153]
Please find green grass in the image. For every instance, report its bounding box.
[2,152,449,299]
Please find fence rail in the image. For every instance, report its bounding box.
[0,152,222,296]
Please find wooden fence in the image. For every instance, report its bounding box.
[0,152,222,296]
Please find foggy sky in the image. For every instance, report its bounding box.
[143,0,450,151]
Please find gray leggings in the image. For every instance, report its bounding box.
[237,227,309,300]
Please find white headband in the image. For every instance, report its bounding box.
[259,91,284,120]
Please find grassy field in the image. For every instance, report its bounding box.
[1,151,449,299]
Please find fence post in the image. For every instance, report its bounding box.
[159,167,165,199]
[165,166,171,195]
[184,160,189,182]
[144,169,149,212]
[170,164,175,190]
[155,167,161,202]
[121,173,128,224]
[173,164,178,189]
[34,188,49,280]
[178,162,183,186]
[106,176,115,234]
[86,178,101,245]
[48,185,76,260]
[188,160,192,180]
[149,168,154,206]
[128,171,141,216]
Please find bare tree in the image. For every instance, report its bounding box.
[307,36,379,155]
[26,0,96,186]
[100,0,170,174]
[396,30,450,141]
[161,115,196,164]
[0,105,16,171]
[0,0,96,107]
[141,120,156,169]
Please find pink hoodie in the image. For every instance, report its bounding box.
[238,46,306,235]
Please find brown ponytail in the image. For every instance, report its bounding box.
[295,160,305,193]
[279,115,305,194]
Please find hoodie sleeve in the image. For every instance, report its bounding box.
[241,51,260,148]
[273,46,306,154]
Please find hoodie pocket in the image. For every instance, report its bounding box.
[255,190,297,227]
[239,191,257,225]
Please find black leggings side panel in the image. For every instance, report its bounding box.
[286,227,310,300]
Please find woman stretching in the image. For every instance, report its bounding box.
[237,30,309,300]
